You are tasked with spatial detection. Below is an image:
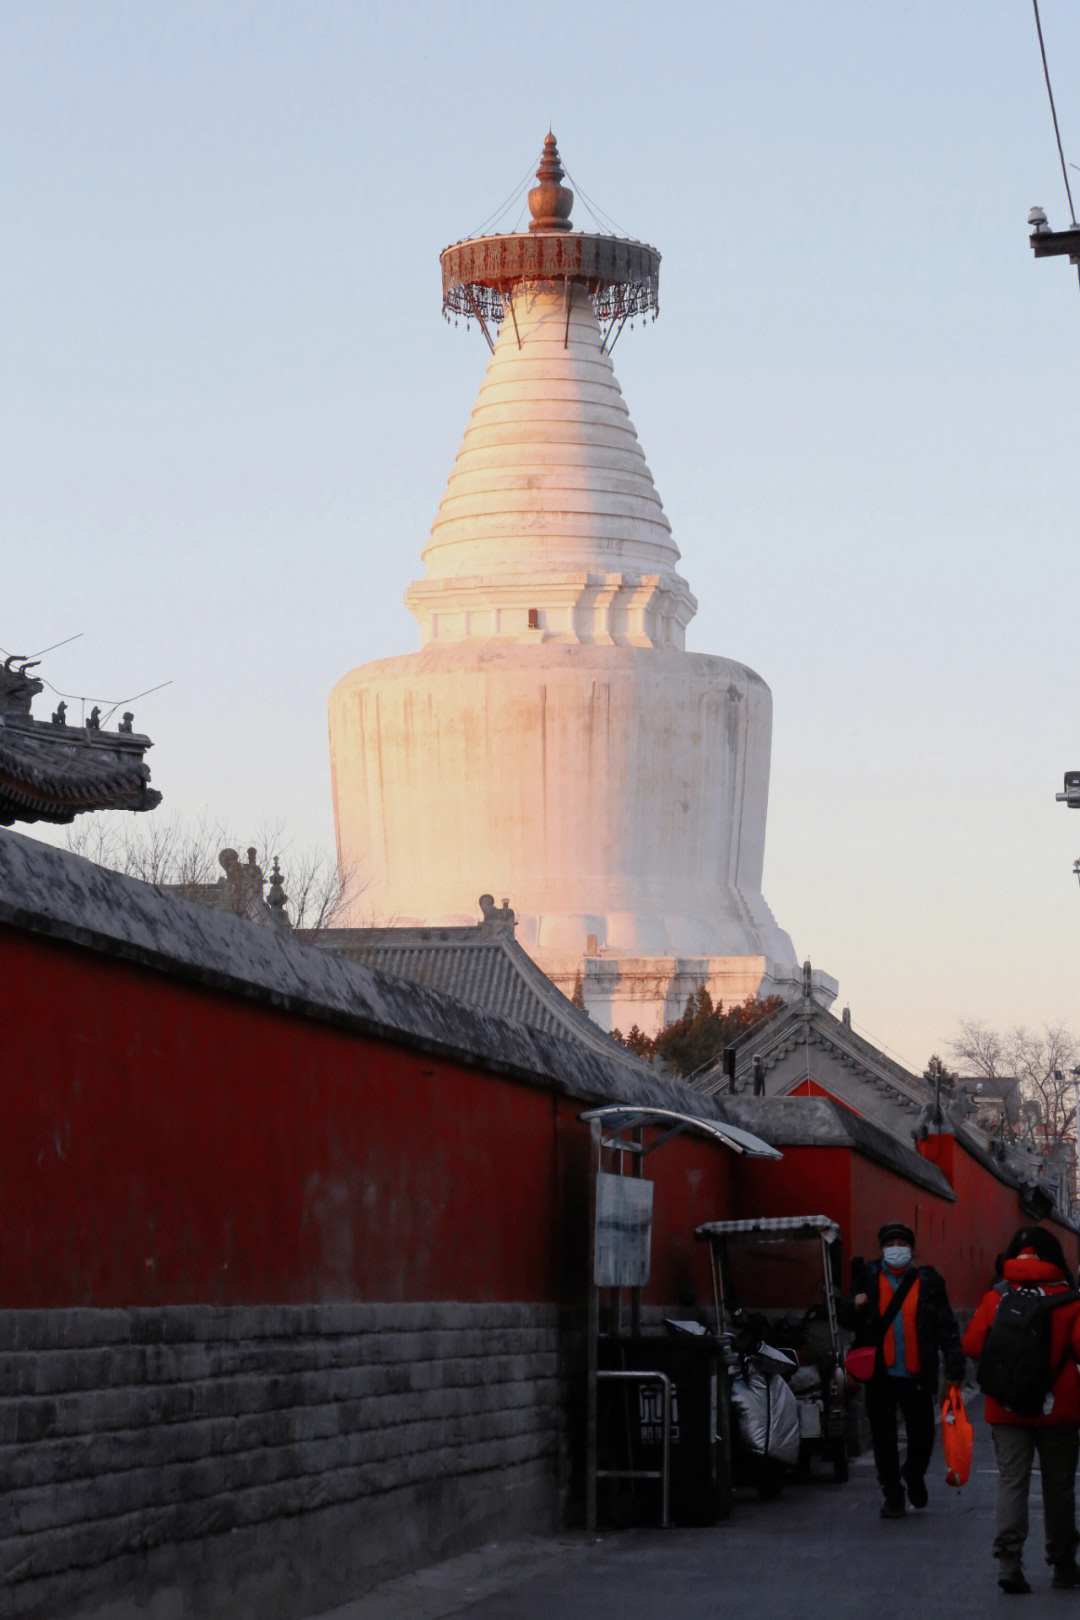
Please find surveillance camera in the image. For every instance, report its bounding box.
[1029,206,1049,231]
[1056,770,1080,807]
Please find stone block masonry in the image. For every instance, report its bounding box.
[0,1302,571,1620]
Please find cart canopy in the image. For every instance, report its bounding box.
[695,1215,841,1243]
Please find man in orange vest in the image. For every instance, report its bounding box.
[844,1221,964,1518]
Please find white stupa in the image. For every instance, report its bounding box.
[329,136,835,1032]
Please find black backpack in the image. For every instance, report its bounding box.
[976,1286,1077,1416]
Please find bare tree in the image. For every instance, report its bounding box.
[67,812,224,888]
[65,812,361,930]
[948,1017,1079,1153]
[1008,1025,1080,1152]
[948,1018,1007,1084]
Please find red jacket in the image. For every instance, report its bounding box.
[962,1254,1080,1426]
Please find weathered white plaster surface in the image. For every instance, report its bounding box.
[330,641,795,965]
[406,288,696,650]
[329,281,812,1025]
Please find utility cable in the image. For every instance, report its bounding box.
[843,1012,921,1083]
[468,160,537,238]
[0,638,170,724]
[37,677,172,726]
[683,998,787,1091]
[1033,0,1078,225]
[466,156,631,241]
[0,633,83,664]
[560,164,630,237]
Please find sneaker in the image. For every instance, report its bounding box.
[905,1474,928,1509]
[880,1494,906,1519]
[1052,1562,1080,1590]
[998,1570,1031,1595]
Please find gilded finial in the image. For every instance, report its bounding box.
[528,132,573,233]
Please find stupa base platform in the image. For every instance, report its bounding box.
[542,952,838,1039]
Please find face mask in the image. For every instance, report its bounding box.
[883,1245,912,1270]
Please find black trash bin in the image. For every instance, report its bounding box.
[596,1332,732,1526]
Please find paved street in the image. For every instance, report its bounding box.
[309,1393,1077,1620]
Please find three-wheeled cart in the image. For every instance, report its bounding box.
[694,1215,850,1483]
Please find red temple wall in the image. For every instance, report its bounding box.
[1,927,735,1309]
[732,1145,852,1236]
[5,922,1072,1316]
[643,1131,733,1309]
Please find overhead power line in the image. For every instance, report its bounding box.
[1033,0,1077,225]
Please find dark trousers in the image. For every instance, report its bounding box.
[991,1423,1080,1571]
[864,1374,935,1499]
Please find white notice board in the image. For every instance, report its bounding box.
[594,1171,653,1288]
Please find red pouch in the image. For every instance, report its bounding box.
[942,1388,973,1487]
[844,1346,878,1383]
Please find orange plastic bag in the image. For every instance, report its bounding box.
[942,1387,973,1488]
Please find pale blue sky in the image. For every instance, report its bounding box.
[4,2,1080,1071]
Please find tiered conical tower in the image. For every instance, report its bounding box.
[328,136,833,1031]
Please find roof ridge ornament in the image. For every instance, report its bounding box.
[528,132,573,232]
[478,892,516,935]
[267,856,291,930]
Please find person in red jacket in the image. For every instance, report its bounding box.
[963,1225,1080,1594]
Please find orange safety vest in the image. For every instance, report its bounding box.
[879,1271,921,1373]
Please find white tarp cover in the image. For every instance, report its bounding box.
[730,1364,802,1466]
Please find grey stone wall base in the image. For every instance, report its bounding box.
[6,1457,560,1620]
[2,1304,575,1620]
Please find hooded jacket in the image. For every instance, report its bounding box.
[962,1252,1080,1427]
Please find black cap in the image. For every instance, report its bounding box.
[878,1222,915,1248]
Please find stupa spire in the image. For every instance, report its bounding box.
[528,132,574,232]
[410,135,692,652]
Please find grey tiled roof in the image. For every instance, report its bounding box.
[0,656,160,826]
[696,996,929,1113]
[719,1097,956,1201]
[0,717,161,826]
[306,924,650,1069]
[0,831,688,1115]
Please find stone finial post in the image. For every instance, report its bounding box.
[267,857,291,930]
